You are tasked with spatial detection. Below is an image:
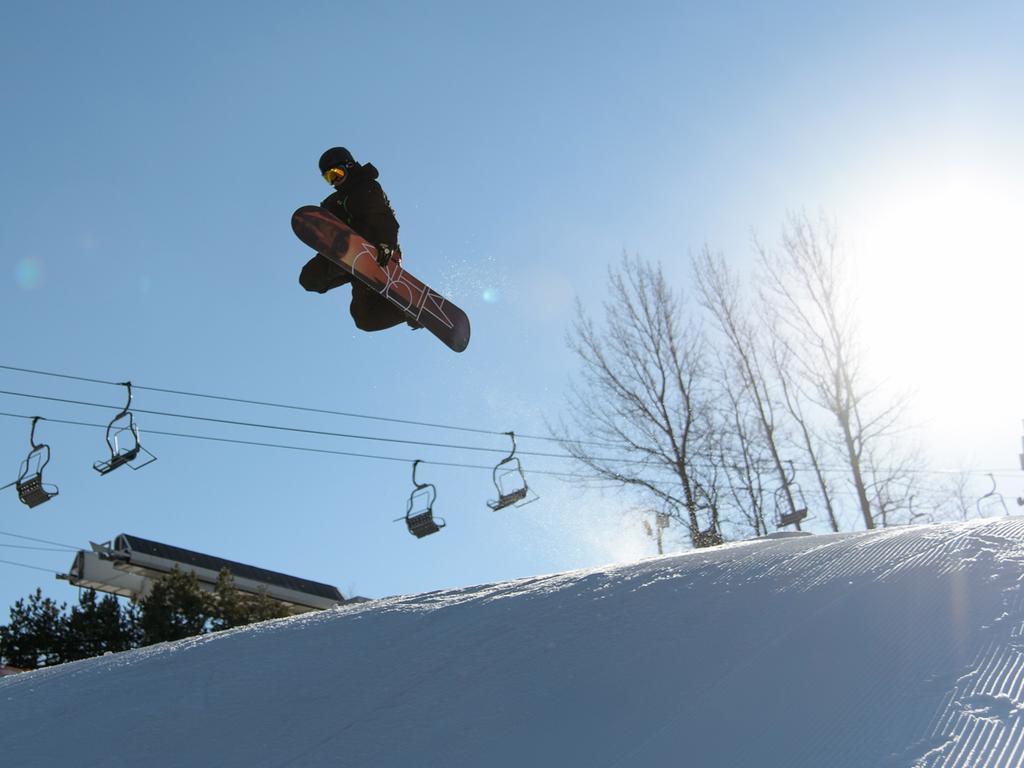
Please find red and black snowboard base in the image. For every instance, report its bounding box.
[291,206,471,353]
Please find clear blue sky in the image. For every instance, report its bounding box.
[2,1,1022,610]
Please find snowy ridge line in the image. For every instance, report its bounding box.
[731,532,870,587]
[808,528,941,587]
[872,530,980,582]
[765,520,1024,592]
[982,520,1024,540]
[372,569,603,614]
[375,520,1024,617]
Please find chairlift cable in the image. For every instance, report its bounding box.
[0,363,621,449]
[0,403,1020,482]
[0,419,1012,508]
[0,406,1010,507]
[0,387,1020,481]
[0,543,74,552]
[0,529,80,551]
[0,558,62,575]
[0,389,616,462]
[0,411,591,480]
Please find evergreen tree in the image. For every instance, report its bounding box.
[210,568,288,631]
[0,589,67,669]
[2,569,292,667]
[63,589,139,662]
[244,588,288,625]
[211,568,246,631]
[138,567,212,644]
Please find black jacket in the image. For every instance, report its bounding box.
[321,163,399,248]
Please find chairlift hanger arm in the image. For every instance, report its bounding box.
[501,431,517,463]
[105,381,140,451]
[22,417,51,476]
[407,459,437,510]
[983,472,998,498]
[976,473,997,510]
[976,473,1009,516]
[114,381,134,420]
[411,458,428,490]
[29,416,44,451]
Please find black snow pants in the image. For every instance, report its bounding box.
[299,254,407,332]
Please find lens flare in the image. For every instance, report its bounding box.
[482,288,500,303]
[15,258,41,290]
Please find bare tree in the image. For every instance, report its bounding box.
[694,247,810,532]
[716,375,773,537]
[764,330,842,532]
[557,254,723,547]
[558,214,937,543]
[756,212,917,530]
[935,470,979,521]
[861,440,930,527]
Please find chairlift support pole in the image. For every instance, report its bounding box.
[655,511,670,554]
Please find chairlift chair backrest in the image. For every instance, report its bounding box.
[778,508,809,528]
[406,510,443,538]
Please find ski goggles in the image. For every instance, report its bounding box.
[322,166,347,185]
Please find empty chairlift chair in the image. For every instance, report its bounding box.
[976,473,1009,518]
[93,381,156,475]
[13,417,58,508]
[402,460,445,538]
[775,460,809,530]
[487,432,537,512]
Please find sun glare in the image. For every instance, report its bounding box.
[848,168,1024,454]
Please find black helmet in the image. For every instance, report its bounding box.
[319,147,355,174]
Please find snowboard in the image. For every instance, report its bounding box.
[291,205,471,353]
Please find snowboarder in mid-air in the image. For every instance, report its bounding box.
[299,147,416,331]
[291,149,470,351]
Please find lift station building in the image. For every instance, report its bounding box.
[59,533,349,614]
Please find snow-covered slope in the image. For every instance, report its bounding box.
[5,518,1024,767]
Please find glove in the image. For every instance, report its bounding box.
[376,243,400,268]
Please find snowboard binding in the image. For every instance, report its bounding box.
[13,417,59,508]
[401,460,445,538]
[92,381,156,475]
[487,432,537,512]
